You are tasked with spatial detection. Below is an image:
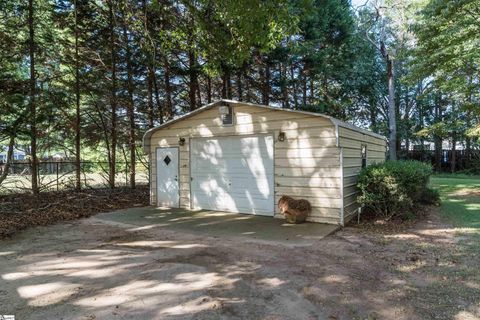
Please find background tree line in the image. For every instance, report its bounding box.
[0,0,479,193]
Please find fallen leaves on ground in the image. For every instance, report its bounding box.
[0,186,149,238]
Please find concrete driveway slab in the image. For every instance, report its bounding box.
[93,207,338,246]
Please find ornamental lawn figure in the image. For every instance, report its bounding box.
[277,196,311,224]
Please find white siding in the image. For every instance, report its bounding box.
[148,103,342,224]
[145,102,386,225]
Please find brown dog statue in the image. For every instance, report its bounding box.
[277,195,311,224]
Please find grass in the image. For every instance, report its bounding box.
[415,175,480,318]
[430,174,480,237]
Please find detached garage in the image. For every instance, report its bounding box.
[143,100,386,225]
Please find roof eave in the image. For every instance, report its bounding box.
[142,100,223,154]
[330,118,387,141]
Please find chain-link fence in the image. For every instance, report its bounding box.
[0,161,149,194]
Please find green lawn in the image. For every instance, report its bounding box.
[410,175,480,318]
[430,174,480,237]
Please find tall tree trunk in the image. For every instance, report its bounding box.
[123,21,136,189]
[221,73,227,99]
[28,0,39,194]
[434,100,442,171]
[196,76,202,107]
[291,64,297,109]
[147,66,154,128]
[302,66,307,107]
[221,66,232,99]
[74,0,81,190]
[434,137,442,171]
[237,71,243,101]
[374,8,398,161]
[369,98,377,131]
[226,69,232,99]
[465,135,471,168]
[465,98,472,168]
[188,50,196,111]
[143,0,154,128]
[164,57,173,119]
[206,75,212,103]
[281,63,289,108]
[108,0,117,189]
[260,57,270,105]
[151,60,164,124]
[387,58,397,160]
[451,134,457,173]
[245,71,251,102]
[264,62,270,105]
[402,89,412,154]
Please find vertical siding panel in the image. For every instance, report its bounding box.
[340,147,344,226]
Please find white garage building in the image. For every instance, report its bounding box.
[143,100,386,225]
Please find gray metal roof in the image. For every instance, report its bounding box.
[142,99,386,154]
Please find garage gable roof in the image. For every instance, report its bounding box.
[143,99,386,153]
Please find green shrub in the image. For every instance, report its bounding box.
[357,160,436,219]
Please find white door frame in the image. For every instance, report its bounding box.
[155,147,180,208]
[189,133,275,216]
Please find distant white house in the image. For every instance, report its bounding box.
[0,147,26,162]
[0,146,71,162]
[404,140,467,151]
[49,153,67,161]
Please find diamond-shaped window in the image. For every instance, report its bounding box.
[163,155,171,165]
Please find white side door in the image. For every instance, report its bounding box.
[156,147,179,207]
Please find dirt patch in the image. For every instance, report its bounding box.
[348,205,433,235]
[0,186,149,238]
[341,211,480,319]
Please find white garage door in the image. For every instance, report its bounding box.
[191,134,274,216]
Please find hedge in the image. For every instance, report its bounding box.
[357,160,439,219]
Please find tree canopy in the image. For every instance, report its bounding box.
[0,0,479,191]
